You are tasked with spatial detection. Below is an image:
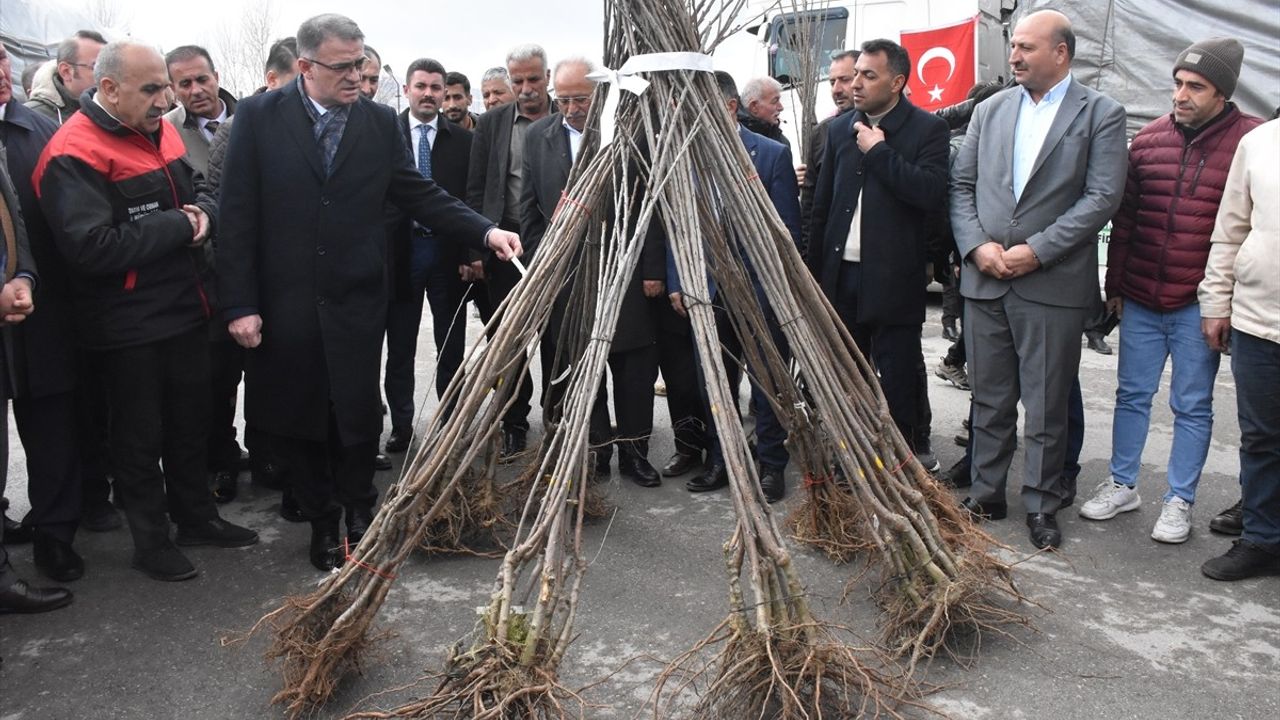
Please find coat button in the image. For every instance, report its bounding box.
[321,197,331,206]
[316,296,326,305]
[317,246,326,255]
[1010,219,1019,227]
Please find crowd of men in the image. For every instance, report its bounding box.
[0,9,1275,627]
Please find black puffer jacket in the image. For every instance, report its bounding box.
[33,91,215,350]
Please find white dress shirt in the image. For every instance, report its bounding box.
[408,113,438,163]
[842,102,895,263]
[562,118,583,164]
[1012,74,1072,202]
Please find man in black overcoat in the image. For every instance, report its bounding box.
[217,14,521,571]
[806,39,950,461]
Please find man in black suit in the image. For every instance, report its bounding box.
[383,58,474,454]
[218,14,521,571]
[520,58,665,486]
[466,43,553,461]
[0,144,72,617]
[806,39,950,463]
[0,52,86,582]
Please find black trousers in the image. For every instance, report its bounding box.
[385,246,468,432]
[265,409,377,521]
[77,351,113,508]
[589,344,660,461]
[13,391,83,542]
[208,336,246,471]
[101,327,218,551]
[832,262,924,451]
[486,257,536,433]
[656,301,706,456]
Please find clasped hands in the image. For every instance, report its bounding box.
[970,241,1040,279]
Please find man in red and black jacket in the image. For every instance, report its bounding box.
[34,40,258,582]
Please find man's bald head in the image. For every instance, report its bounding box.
[1009,9,1075,100]
[95,41,173,134]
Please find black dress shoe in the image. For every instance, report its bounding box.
[346,506,374,546]
[1027,513,1061,550]
[0,579,73,614]
[940,459,972,488]
[310,516,344,572]
[34,533,84,583]
[619,454,661,487]
[175,518,259,548]
[686,463,728,493]
[960,496,1008,520]
[80,500,123,532]
[385,429,411,454]
[661,450,703,477]
[211,469,239,504]
[132,545,199,582]
[759,466,785,503]
[1209,498,1244,536]
[279,489,306,523]
[2,513,33,544]
[374,453,393,471]
[499,429,528,463]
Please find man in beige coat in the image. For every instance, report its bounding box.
[1197,118,1280,581]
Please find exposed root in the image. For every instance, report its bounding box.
[870,478,1036,674]
[263,588,370,718]
[342,641,588,719]
[650,618,938,719]
[418,470,511,558]
[785,475,876,563]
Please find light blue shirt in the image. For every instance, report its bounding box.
[1012,74,1073,202]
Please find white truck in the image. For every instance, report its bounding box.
[713,0,1014,152]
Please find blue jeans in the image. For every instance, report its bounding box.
[1233,330,1280,551]
[1109,301,1219,502]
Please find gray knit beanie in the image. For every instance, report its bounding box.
[1174,38,1244,99]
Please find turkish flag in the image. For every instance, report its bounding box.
[900,15,978,112]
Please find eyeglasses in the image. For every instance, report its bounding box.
[303,56,368,77]
[554,95,591,109]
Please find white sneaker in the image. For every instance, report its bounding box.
[1079,479,1141,520]
[1151,497,1193,544]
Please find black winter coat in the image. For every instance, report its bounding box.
[217,81,494,445]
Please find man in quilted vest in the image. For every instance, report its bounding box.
[1081,39,1262,543]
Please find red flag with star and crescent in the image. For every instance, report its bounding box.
[900,15,978,112]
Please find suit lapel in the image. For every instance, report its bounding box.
[282,84,326,182]
[1026,78,1087,184]
[547,117,571,179]
[994,91,1020,185]
[328,100,366,178]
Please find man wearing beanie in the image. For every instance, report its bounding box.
[1080,38,1262,544]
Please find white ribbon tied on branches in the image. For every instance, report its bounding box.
[587,51,715,147]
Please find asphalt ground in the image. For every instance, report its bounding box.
[1,298,1277,719]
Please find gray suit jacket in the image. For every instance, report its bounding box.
[162,89,238,178]
[950,77,1127,308]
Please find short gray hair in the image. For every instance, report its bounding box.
[481,66,511,86]
[57,30,106,66]
[93,40,156,84]
[297,14,364,59]
[506,43,547,72]
[553,56,596,79]
[741,76,782,105]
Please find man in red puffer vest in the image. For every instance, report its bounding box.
[1079,38,1262,544]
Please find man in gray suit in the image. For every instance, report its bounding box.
[950,9,1126,549]
[162,46,236,178]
